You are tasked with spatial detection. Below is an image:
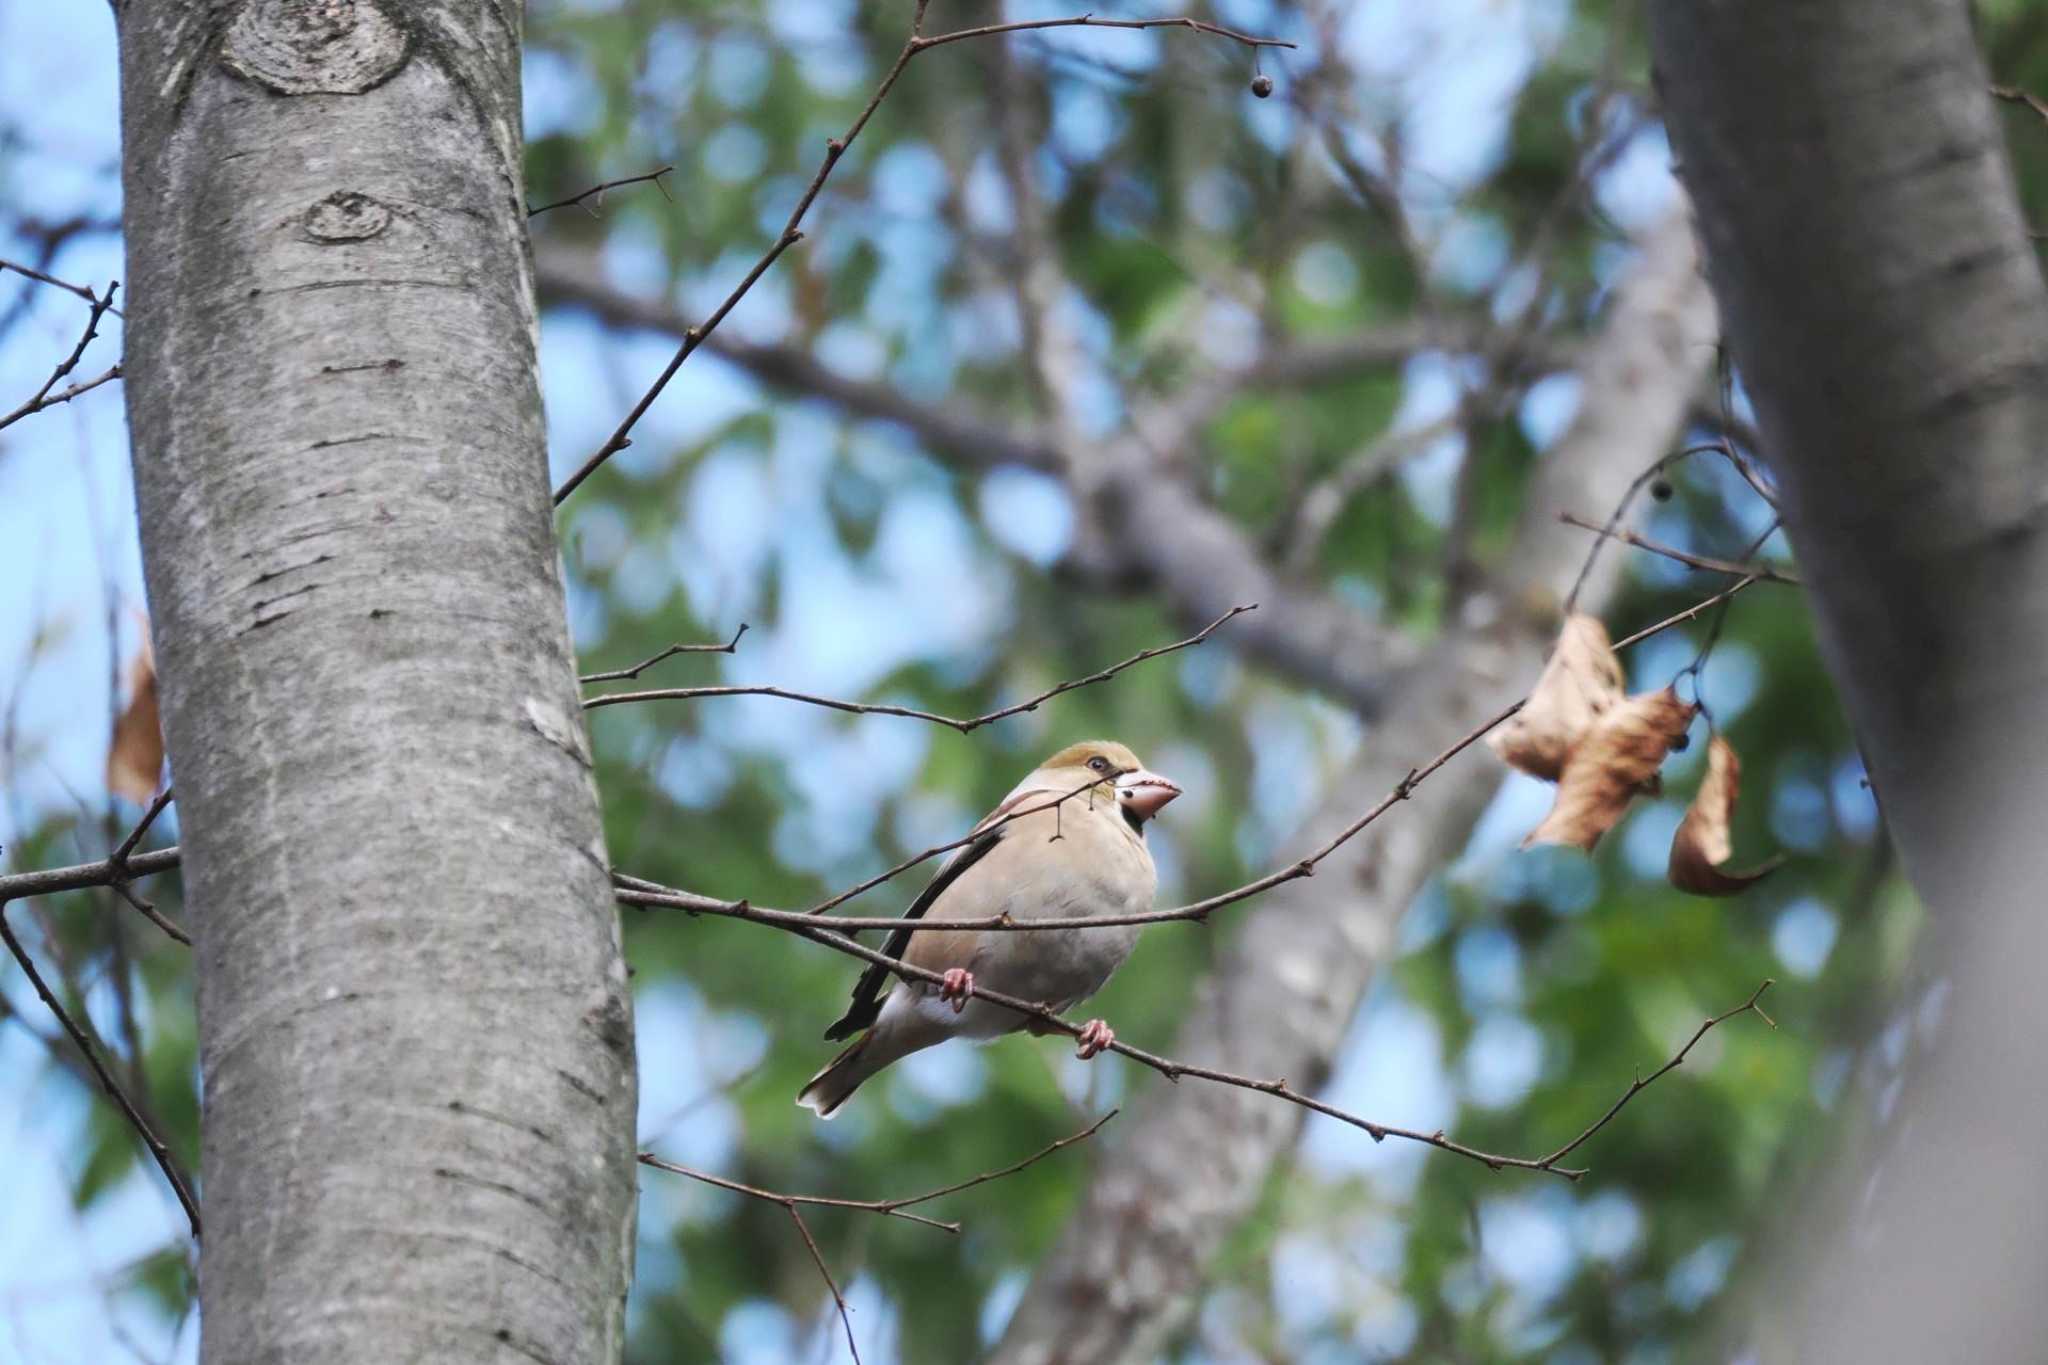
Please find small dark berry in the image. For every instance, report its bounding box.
[1650,479,1674,501]
[1250,74,1274,98]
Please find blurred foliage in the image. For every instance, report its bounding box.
[7,0,2048,1362]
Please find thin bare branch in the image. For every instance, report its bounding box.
[1611,574,1760,650]
[0,257,125,315]
[38,787,192,946]
[877,1107,1117,1211]
[1559,512,1800,584]
[0,572,1750,944]
[624,888,1767,1181]
[788,1204,861,1365]
[536,241,1567,480]
[0,281,120,433]
[638,1156,959,1233]
[0,901,201,1236]
[110,786,175,868]
[0,364,121,429]
[107,876,190,948]
[909,15,1294,56]
[549,14,1292,505]
[584,605,1255,729]
[1533,979,1776,1168]
[1563,442,1770,615]
[0,847,182,903]
[793,774,1117,918]
[616,578,1742,939]
[578,624,749,685]
[638,1108,1115,1235]
[1993,83,2048,125]
[527,165,675,219]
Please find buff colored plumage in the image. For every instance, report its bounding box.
[797,740,1181,1117]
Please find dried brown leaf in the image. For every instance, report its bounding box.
[1524,686,1696,852]
[1489,614,1627,781]
[107,641,163,804]
[1668,735,1784,896]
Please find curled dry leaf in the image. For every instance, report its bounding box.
[107,639,164,804]
[1668,734,1784,896]
[1524,686,1696,852]
[1489,614,1626,781]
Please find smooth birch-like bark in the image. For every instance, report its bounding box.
[989,212,1716,1365]
[115,3,637,1359]
[1650,3,2048,1358]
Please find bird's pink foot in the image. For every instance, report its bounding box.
[1075,1018,1115,1059]
[939,968,975,1014]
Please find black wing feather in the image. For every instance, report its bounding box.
[823,824,1007,1041]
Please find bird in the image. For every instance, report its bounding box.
[797,740,1182,1118]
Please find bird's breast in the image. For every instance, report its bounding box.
[975,813,1154,1004]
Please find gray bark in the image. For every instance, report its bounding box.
[115,3,636,1360]
[1650,3,2048,1359]
[988,212,1716,1365]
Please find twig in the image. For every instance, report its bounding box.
[639,1158,957,1233]
[1993,83,2048,125]
[0,257,125,315]
[549,13,1293,505]
[578,624,749,684]
[1611,574,1760,651]
[0,575,1752,931]
[1562,441,1780,615]
[584,604,1255,728]
[0,281,120,433]
[0,901,201,1236]
[1563,444,1708,615]
[527,165,675,219]
[615,697,1496,936]
[110,786,175,868]
[1559,512,1800,584]
[1677,518,1784,698]
[0,846,182,903]
[787,1204,861,1364]
[874,1107,1117,1210]
[616,577,1746,940]
[0,838,188,944]
[107,877,190,948]
[638,1108,1116,1235]
[1531,980,1776,1169]
[0,365,121,430]
[1717,436,1780,509]
[795,775,1114,918]
[625,890,1766,1181]
[911,15,1294,55]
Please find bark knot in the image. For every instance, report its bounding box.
[222,0,411,96]
[303,191,392,243]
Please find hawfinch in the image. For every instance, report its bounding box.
[797,740,1182,1117]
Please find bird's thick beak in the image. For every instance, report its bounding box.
[1115,768,1182,821]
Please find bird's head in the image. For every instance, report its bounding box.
[1036,739,1182,829]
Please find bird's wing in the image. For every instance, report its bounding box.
[822,784,1058,1041]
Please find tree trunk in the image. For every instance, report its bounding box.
[115,4,637,1360]
[989,212,1716,1364]
[1650,2,2048,1358]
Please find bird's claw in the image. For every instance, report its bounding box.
[939,968,975,1014]
[1075,1018,1115,1059]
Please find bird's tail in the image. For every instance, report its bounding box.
[796,1031,883,1119]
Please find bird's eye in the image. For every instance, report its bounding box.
[1088,756,1111,774]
